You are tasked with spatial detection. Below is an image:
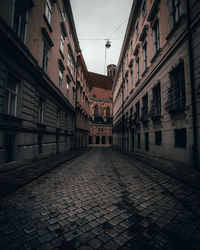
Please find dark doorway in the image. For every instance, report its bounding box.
[96,136,100,144]
[109,136,112,144]
[131,129,134,151]
[56,135,59,154]
[89,136,92,144]
[102,136,106,144]
[38,136,43,154]
[5,135,15,162]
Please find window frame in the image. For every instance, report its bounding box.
[6,73,19,117]
[45,0,52,25]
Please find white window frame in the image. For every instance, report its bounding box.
[45,0,52,24]
[59,70,63,89]
[60,32,65,54]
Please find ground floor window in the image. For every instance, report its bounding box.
[109,136,112,144]
[174,128,186,148]
[5,135,15,162]
[155,131,162,145]
[137,134,140,149]
[145,132,149,151]
[102,136,106,144]
[38,136,43,154]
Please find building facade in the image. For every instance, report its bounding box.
[88,70,114,146]
[0,0,80,163]
[112,0,200,167]
[76,52,92,148]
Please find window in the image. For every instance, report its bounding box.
[155,131,162,145]
[141,94,148,122]
[137,133,140,149]
[174,128,186,148]
[60,32,65,54]
[5,135,15,162]
[67,54,75,78]
[59,70,62,89]
[142,0,147,19]
[136,58,140,82]
[94,105,98,116]
[45,0,52,24]
[150,82,161,118]
[6,73,18,116]
[165,62,186,113]
[13,0,28,42]
[106,106,110,117]
[172,0,182,25]
[42,40,50,72]
[143,42,148,70]
[57,110,60,128]
[145,132,149,151]
[134,102,140,124]
[38,136,43,154]
[152,19,160,54]
[38,98,45,124]
[131,71,134,90]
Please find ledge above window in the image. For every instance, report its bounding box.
[60,21,67,37]
[139,25,148,42]
[58,59,65,71]
[133,43,140,56]
[41,27,54,47]
[43,15,53,33]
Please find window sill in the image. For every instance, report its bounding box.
[43,14,53,33]
[166,15,185,41]
[150,48,161,64]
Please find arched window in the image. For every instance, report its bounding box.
[109,136,112,144]
[106,106,110,117]
[102,136,106,144]
[94,105,98,116]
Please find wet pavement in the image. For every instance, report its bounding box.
[0,147,200,250]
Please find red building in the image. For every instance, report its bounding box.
[88,65,116,146]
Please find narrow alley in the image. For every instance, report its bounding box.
[0,148,200,250]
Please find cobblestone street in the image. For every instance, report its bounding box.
[0,148,200,250]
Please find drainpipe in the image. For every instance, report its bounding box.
[186,0,199,168]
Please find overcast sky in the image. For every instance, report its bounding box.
[70,0,133,75]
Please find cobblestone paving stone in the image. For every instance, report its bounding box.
[0,147,200,250]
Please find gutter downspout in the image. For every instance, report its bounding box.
[186,0,199,168]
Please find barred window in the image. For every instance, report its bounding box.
[150,82,161,118]
[165,62,186,113]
